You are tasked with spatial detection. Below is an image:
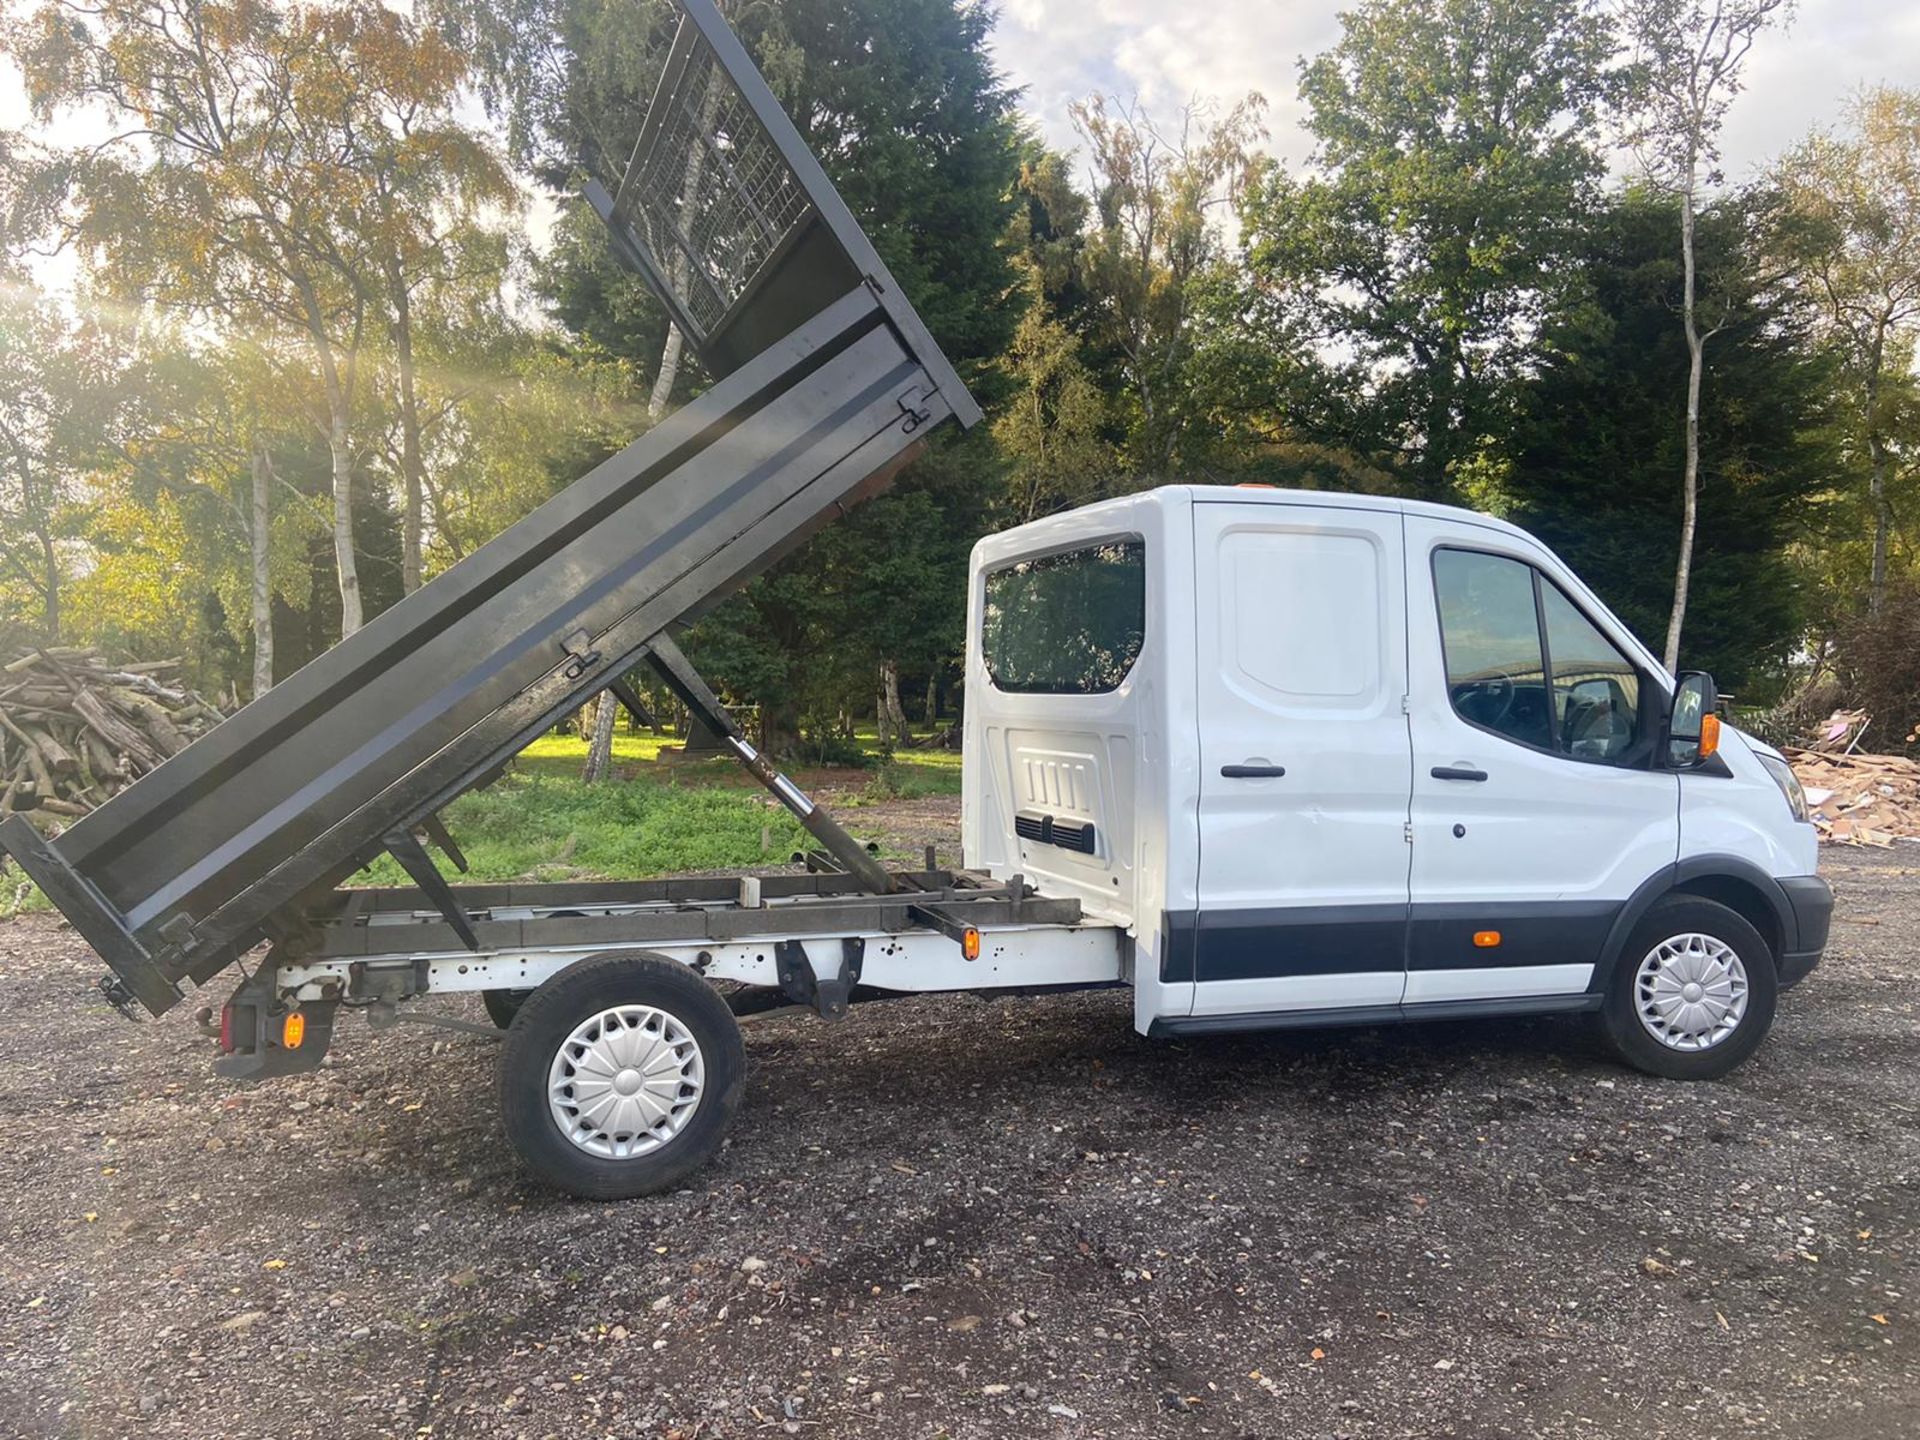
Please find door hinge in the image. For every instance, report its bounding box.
[1403,820,1414,844]
[1401,693,1411,715]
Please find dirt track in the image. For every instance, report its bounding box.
[1,847,1916,1439]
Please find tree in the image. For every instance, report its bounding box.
[348,75,519,595]
[532,0,1023,753]
[1071,92,1266,476]
[1775,86,1920,614]
[992,282,1118,521]
[1497,190,1840,688]
[0,282,105,641]
[1617,0,1794,667]
[992,141,1120,520]
[13,0,513,638]
[1240,0,1618,495]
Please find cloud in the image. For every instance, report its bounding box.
[989,0,1920,182]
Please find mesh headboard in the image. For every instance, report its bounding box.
[593,0,976,417]
[617,18,813,342]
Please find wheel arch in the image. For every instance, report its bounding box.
[1594,856,1795,991]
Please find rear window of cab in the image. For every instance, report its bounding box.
[982,539,1146,694]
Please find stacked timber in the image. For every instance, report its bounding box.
[0,648,221,822]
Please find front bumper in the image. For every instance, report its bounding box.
[1777,873,1833,990]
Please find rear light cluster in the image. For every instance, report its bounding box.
[216,1003,303,1052]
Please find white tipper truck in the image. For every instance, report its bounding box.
[1,0,1828,1201]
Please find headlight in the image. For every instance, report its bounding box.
[1756,752,1811,824]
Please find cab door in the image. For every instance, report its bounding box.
[1187,499,1413,1019]
[1402,516,1678,1005]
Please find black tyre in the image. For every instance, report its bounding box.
[482,988,531,1030]
[1598,895,1778,1080]
[498,952,745,1200]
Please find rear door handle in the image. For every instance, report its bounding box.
[1221,763,1286,778]
[1431,765,1488,782]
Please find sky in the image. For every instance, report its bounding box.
[986,0,1920,182]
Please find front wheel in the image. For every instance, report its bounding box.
[1598,895,1778,1080]
[498,952,745,1199]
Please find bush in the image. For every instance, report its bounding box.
[1833,584,1920,751]
[791,731,874,768]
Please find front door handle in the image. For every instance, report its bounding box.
[1431,765,1488,782]
[1221,763,1286,778]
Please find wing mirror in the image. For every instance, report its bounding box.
[1667,671,1720,767]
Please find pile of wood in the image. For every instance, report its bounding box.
[0,648,222,824]
[1786,746,1920,846]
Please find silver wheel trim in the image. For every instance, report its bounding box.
[1634,933,1750,1052]
[547,1004,705,1160]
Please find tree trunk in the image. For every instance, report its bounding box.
[1865,326,1890,615]
[924,672,938,726]
[582,690,618,783]
[249,439,274,699]
[327,405,363,637]
[35,525,59,645]
[759,695,801,758]
[290,267,363,639]
[1664,185,1703,673]
[649,326,685,421]
[879,659,908,745]
[389,257,426,595]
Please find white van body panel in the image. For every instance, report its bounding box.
[1400,512,1680,1001]
[963,493,1200,1031]
[964,486,1822,1035]
[1186,498,1413,1018]
[1681,728,1820,879]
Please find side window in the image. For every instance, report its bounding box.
[1434,549,1645,763]
[1433,550,1552,749]
[1540,580,1641,761]
[982,539,1146,694]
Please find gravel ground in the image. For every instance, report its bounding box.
[0,842,1915,1440]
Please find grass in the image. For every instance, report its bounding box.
[356,725,961,887]
[1,725,963,909]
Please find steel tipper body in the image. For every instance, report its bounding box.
[0,0,976,1020]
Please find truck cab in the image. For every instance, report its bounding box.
[964,486,1832,1073]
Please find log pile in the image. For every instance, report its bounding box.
[1786,746,1920,846]
[0,648,222,824]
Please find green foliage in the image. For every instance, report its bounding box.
[737,0,1023,385]
[1829,582,1920,748]
[1070,93,1267,475]
[1241,0,1619,494]
[1496,191,1843,689]
[0,285,127,643]
[1773,85,1920,619]
[527,0,1023,754]
[992,277,1119,521]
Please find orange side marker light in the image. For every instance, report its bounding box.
[962,928,981,961]
[1698,711,1721,760]
[1473,930,1502,949]
[282,1011,306,1049]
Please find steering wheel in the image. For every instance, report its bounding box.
[1477,672,1516,728]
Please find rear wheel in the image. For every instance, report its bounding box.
[498,952,745,1199]
[1598,895,1777,1080]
